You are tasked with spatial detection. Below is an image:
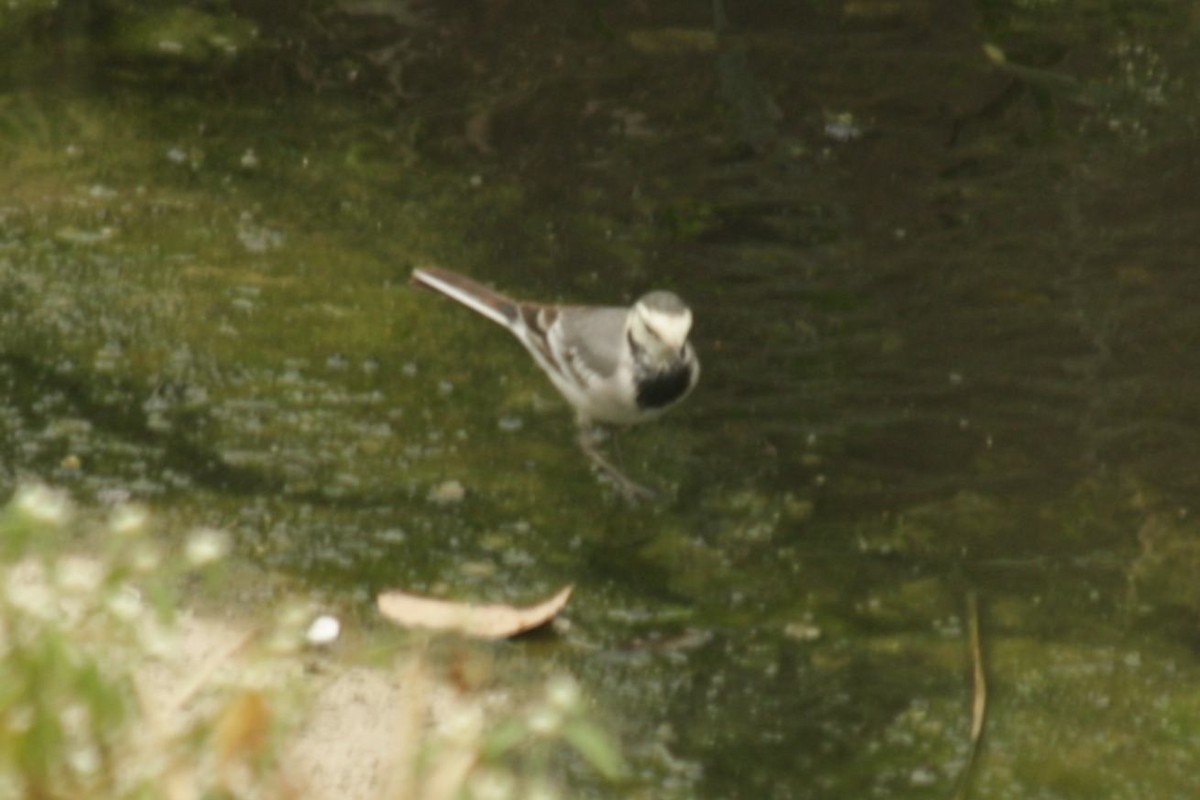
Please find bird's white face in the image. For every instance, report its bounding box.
[631,295,693,362]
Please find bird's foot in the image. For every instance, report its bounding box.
[577,427,657,504]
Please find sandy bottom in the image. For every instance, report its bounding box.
[137,609,479,800]
[8,555,476,800]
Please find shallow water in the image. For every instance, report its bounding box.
[4,1,1200,797]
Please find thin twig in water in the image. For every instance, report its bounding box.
[952,592,987,800]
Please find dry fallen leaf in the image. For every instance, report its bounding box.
[377,585,573,639]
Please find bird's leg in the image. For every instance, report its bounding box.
[576,424,657,502]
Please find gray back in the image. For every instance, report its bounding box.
[556,306,628,378]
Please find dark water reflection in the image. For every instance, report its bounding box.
[4,1,1200,797]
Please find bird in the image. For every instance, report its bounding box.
[411,267,699,500]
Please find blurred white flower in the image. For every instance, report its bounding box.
[106,584,143,622]
[59,703,91,738]
[109,504,149,537]
[129,542,162,574]
[525,780,562,800]
[185,528,230,567]
[267,602,314,654]
[278,601,312,630]
[68,745,100,776]
[546,675,581,711]
[13,483,72,526]
[469,768,516,800]
[5,563,57,621]
[7,703,34,733]
[136,616,178,659]
[56,557,104,595]
[526,705,562,736]
[441,704,484,745]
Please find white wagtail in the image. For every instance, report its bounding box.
[411,267,699,499]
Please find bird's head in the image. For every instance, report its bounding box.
[629,291,694,364]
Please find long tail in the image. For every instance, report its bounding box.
[411,267,520,328]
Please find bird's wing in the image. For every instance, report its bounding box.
[549,306,628,379]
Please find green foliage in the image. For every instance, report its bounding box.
[481,674,627,786]
[0,484,248,799]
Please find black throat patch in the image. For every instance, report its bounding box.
[628,328,696,410]
[629,330,694,410]
[636,362,694,410]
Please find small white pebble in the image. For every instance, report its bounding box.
[784,622,822,642]
[823,113,863,142]
[909,766,938,786]
[497,415,524,432]
[306,614,341,646]
[96,488,132,505]
[428,480,466,505]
